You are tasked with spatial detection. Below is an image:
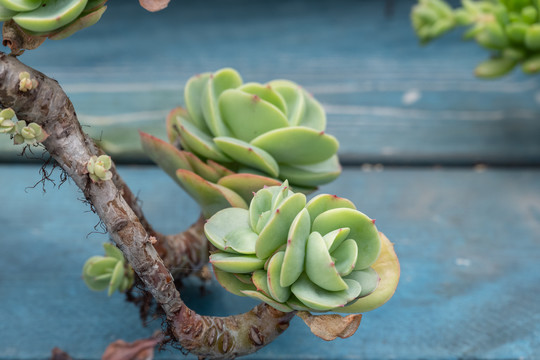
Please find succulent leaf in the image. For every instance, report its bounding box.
[204,183,400,313]
[255,192,307,259]
[140,131,193,179]
[184,73,212,133]
[268,80,306,125]
[201,68,242,137]
[176,115,231,162]
[209,253,265,273]
[0,5,19,20]
[278,155,341,187]
[250,127,338,165]
[205,207,251,251]
[336,233,400,313]
[82,244,134,296]
[213,266,256,296]
[312,208,381,270]
[238,82,288,114]
[280,208,310,287]
[48,4,106,40]
[214,137,279,178]
[0,0,41,12]
[217,174,281,204]
[176,169,247,217]
[13,0,88,33]
[305,231,349,291]
[219,89,289,142]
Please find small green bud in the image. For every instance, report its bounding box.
[525,24,540,50]
[18,71,38,92]
[87,155,113,182]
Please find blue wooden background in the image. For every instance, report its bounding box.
[1,0,540,359]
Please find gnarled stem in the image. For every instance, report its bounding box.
[0,52,293,358]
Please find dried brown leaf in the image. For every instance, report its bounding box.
[139,0,170,12]
[101,334,161,360]
[2,20,46,56]
[296,311,362,341]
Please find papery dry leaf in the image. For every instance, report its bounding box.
[296,311,362,341]
[101,334,161,360]
[50,347,73,360]
[139,0,170,12]
[2,20,46,56]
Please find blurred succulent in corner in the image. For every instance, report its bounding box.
[83,243,135,296]
[412,0,540,77]
[140,68,341,218]
[205,182,400,313]
[0,0,107,40]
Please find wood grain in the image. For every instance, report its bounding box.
[1,164,539,359]
[1,0,539,165]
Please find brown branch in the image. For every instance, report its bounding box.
[0,52,293,358]
[108,165,208,278]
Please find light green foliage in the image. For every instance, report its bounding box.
[204,182,399,313]
[82,243,135,296]
[87,154,112,182]
[0,109,48,145]
[0,108,16,134]
[170,68,341,188]
[0,0,107,39]
[18,71,38,92]
[412,0,540,77]
[140,68,342,217]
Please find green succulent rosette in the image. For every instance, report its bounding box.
[82,243,135,296]
[0,0,107,40]
[412,0,540,77]
[140,68,341,218]
[204,182,400,313]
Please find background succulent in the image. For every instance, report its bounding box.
[141,68,341,218]
[204,182,400,313]
[0,0,107,40]
[412,0,540,77]
[82,243,134,296]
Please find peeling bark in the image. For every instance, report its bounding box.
[0,52,293,359]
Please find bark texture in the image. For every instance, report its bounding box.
[0,52,293,359]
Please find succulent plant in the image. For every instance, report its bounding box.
[0,108,16,134]
[82,243,135,296]
[18,71,38,92]
[141,68,341,218]
[87,154,112,182]
[412,0,540,77]
[204,182,400,313]
[0,0,107,40]
[12,120,48,145]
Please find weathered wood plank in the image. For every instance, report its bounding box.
[1,164,539,359]
[1,0,540,164]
